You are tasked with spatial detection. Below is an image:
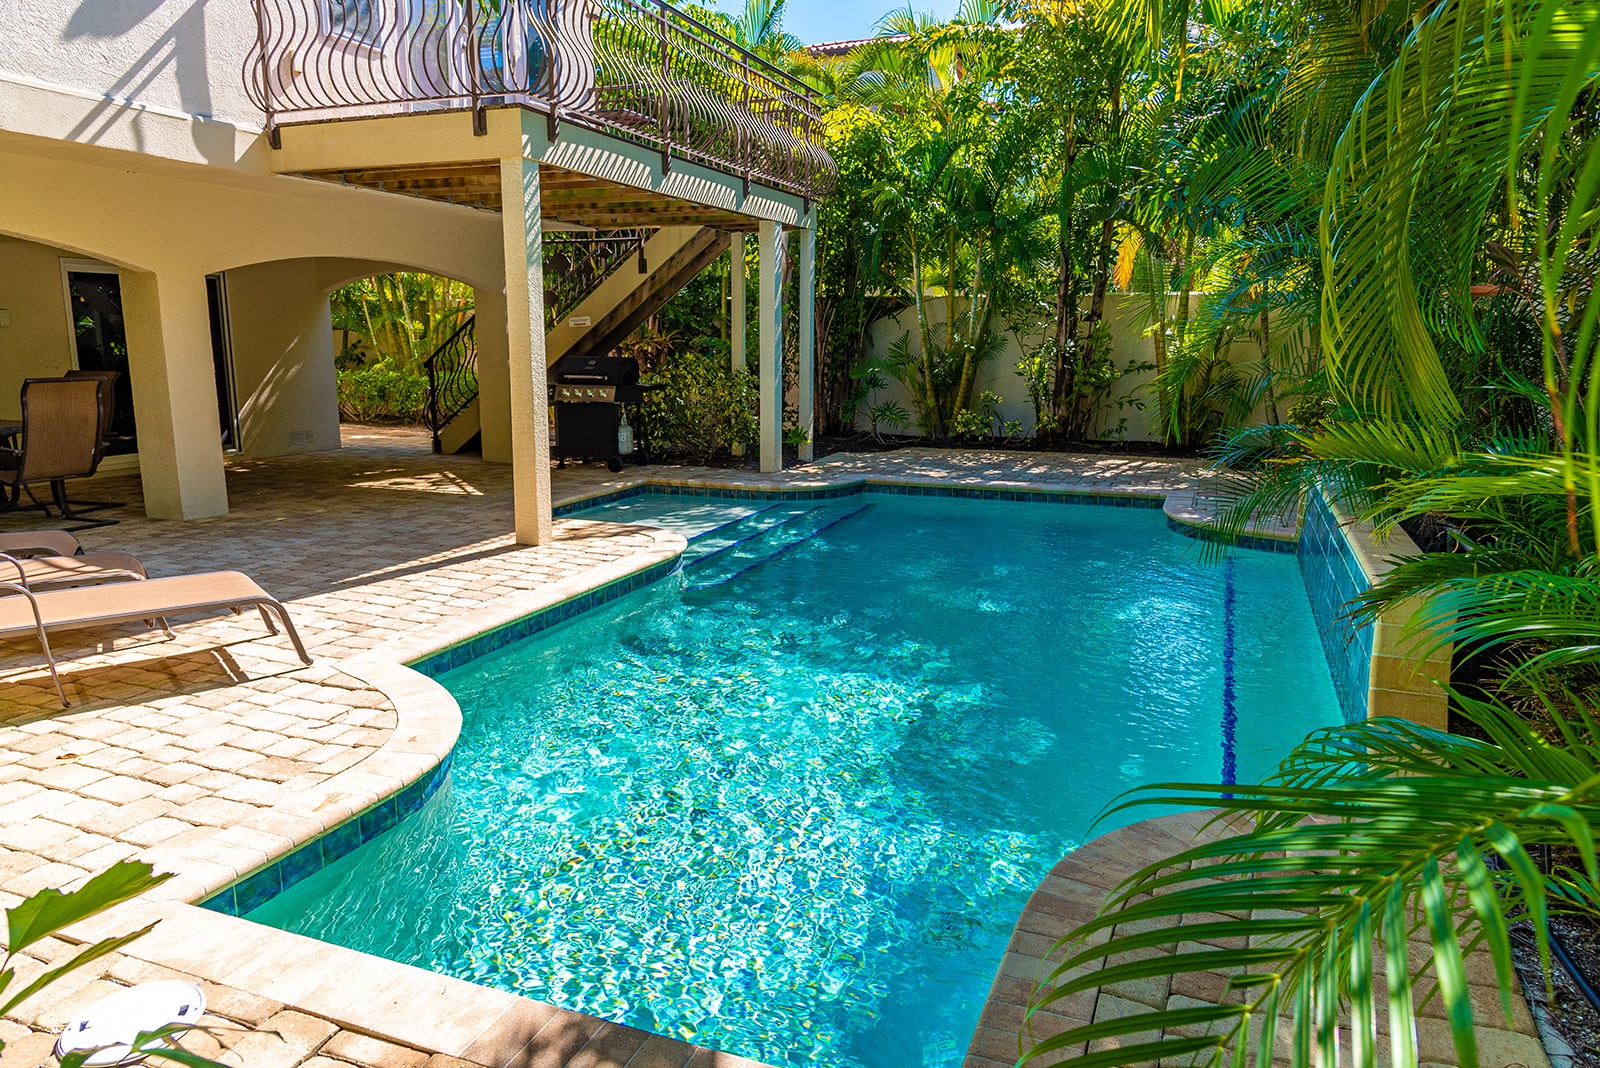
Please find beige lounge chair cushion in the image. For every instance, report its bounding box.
[0,571,278,638]
[1,552,146,590]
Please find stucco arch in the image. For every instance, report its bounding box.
[0,225,156,274]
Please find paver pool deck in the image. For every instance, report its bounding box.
[0,428,1535,1068]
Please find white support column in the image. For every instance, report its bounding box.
[757,220,786,474]
[475,285,512,464]
[797,225,816,464]
[500,157,554,545]
[730,233,746,376]
[118,268,229,519]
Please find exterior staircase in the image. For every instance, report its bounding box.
[424,225,731,455]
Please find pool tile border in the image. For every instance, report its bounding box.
[557,478,1173,512]
[201,754,455,917]
[407,555,683,676]
[1164,515,1299,555]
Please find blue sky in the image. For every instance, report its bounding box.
[706,0,963,45]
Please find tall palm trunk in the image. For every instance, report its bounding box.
[909,234,943,437]
[1050,118,1080,437]
[1261,309,1281,423]
[954,251,987,414]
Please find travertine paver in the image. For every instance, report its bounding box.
[967,810,1551,1068]
[0,427,1218,1068]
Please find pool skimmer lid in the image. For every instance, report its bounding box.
[55,981,206,1066]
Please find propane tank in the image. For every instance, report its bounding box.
[617,422,635,455]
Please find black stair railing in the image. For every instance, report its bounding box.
[543,229,648,328]
[423,230,678,453]
[424,314,479,454]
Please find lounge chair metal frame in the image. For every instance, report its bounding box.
[0,573,313,707]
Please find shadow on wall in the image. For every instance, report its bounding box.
[64,0,230,165]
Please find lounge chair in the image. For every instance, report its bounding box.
[0,552,146,591]
[0,530,148,591]
[0,530,89,558]
[0,572,313,707]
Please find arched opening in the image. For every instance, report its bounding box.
[209,256,485,463]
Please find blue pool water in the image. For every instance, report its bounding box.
[247,492,1342,1067]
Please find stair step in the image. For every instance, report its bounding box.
[685,503,826,570]
[687,503,874,591]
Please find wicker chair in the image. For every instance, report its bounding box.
[0,378,114,528]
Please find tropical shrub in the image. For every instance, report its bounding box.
[335,359,431,424]
[640,350,758,461]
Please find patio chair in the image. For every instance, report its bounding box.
[61,369,125,515]
[0,378,115,529]
[0,571,313,707]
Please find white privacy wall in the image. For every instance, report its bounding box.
[857,293,1285,442]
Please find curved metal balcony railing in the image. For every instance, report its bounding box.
[244,0,836,199]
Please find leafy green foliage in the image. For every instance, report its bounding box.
[0,861,230,1067]
[1023,693,1600,1068]
[328,273,473,376]
[335,359,431,425]
[641,350,759,462]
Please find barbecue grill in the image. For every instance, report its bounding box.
[549,355,659,472]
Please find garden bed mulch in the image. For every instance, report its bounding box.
[1513,913,1600,1067]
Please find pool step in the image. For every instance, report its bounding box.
[686,503,874,590]
[681,502,827,568]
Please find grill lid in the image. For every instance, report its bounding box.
[553,355,641,385]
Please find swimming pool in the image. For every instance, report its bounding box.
[245,490,1342,1067]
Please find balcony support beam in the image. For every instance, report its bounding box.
[757,219,786,474]
[731,233,746,377]
[796,224,816,463]
[500,157,554,545]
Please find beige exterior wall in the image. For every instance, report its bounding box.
[0,237,81,419]
[0,0,263,170]
[226,260,343,458]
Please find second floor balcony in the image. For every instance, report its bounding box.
[244,0,836,200]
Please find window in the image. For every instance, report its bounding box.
[326,0,378,40]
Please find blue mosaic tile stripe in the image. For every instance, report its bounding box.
[201,753,454,918]
[406,555,684,678]
[1298,490,1373,723]
[552,485,649,516]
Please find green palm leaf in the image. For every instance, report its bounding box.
[1021,692,1600,1067]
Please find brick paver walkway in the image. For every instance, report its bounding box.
[967,811,1551,1068]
